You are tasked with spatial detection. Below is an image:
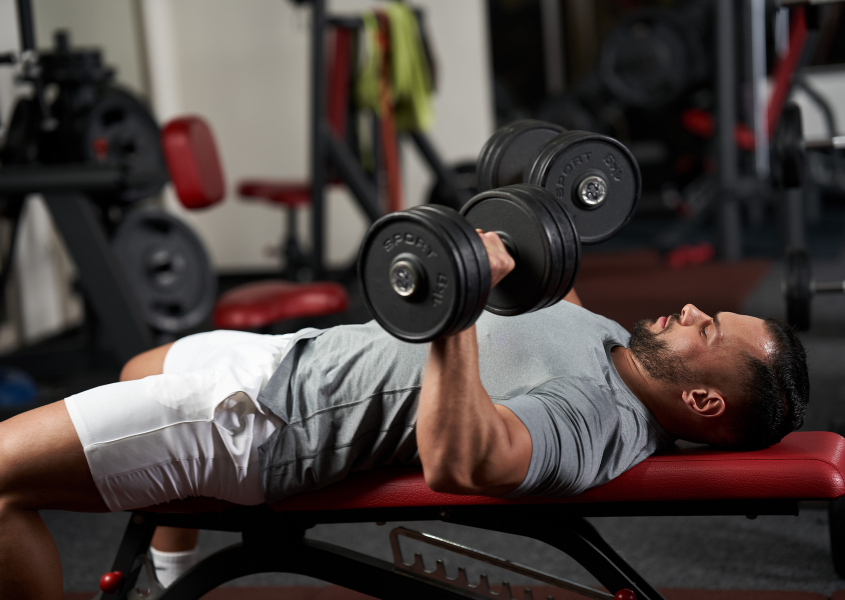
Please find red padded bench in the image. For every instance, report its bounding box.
[161,116,349,332]
[97,431,845,600]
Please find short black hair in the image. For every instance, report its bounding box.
[726,318,809,450]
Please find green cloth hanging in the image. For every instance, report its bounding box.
[354,3,434,132]
[385,2,434,132]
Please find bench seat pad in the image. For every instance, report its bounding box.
[144,432,845,514]
[270,431,845,511]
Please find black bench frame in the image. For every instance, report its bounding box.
[96,498,799,600]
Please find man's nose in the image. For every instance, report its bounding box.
[680,304,710,326]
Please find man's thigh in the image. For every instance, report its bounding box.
[0,401,108,513]
[65,331,292,511]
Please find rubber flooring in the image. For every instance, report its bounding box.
[58,588,837,599]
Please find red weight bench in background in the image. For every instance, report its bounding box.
[238,25,363,282]
[161,116,348,331]
[94,431,845,600]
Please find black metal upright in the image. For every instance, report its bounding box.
[42,193,154,364]
[310,0,328,279]
[15,0,36,52]
[301,0,466,277]
[716,0,742,261]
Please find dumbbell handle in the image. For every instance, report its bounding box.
[778,0,842,5]
[805,136,845,151]
[812,281,845,294]
[389,229,516,299]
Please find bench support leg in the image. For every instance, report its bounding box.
[131,519,478,600]
[448,506,667,600]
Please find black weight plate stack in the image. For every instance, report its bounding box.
[461,184,580,316]
[414,205,491,332]
[426,161,478,210]
[84,87,168,203]
[358,205,488,342]
[784,246,812,331]
[476,120,565,192]
[772,102,805,189]
[0,98,41,165]
[598,9,703,109]
[526,131,641,245]
[112,209,217,334]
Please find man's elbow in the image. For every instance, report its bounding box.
[423,464,472,495]
[423,461,504,496]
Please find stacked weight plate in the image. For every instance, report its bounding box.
[112,209,217,334]
[526,131,640,244]
[358,205,489,343]
[461,184,580,316]
[476,120,565,192]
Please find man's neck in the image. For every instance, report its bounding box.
[611,346,672,430]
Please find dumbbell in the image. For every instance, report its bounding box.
[772,102,845,190]
[476,120,641,244]
[358,184,580,343]
[783,246,845,331]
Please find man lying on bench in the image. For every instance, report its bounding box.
[0,231,808,600]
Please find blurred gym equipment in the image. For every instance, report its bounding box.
[245,0,475,281]
[161,116,349,332]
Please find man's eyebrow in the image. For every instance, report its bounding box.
[713,311,723,339]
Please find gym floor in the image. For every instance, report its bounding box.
[11,207,845,599]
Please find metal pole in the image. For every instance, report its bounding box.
[310,0,328,278]
[750,0,770,180]
[15,0,36,52]
[716,0,742,261]
[540,0,565,97]
[43,193,153,364]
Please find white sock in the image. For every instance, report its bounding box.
[149,546,199,587]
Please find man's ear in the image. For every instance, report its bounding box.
[681,389,725,418]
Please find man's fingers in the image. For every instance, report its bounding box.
[476,230,508,252]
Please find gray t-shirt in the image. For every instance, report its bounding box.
[257,301,674,503]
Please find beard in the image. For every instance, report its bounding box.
[628,315,703,385]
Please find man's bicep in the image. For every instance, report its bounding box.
[478,404,532,496]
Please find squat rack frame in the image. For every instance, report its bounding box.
[303,0,470,278]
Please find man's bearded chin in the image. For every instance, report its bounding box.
[628,318,702,385]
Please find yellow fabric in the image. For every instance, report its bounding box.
[354,3,434,132]
[385,2,433,132]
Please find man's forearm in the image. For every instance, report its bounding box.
[417,325,512,493]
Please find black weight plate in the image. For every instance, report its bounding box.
[511,184,582,308]
[526,131,641,245]
[598,10,696,108]
[415,205,490,332]
[496,184,565,311]
[429,204,492,328]
[476,120,565,192]
[84,87,167,203]
[784,246,811,331]
[410,206,476,333]
[461,185,561,316]
[112,209,216,333]
[773,103,805,189]
[358,208,467,342]
[426,161,478,210]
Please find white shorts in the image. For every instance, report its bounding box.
[65,329,312,512]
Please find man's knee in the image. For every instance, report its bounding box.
[120,342,175,382]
